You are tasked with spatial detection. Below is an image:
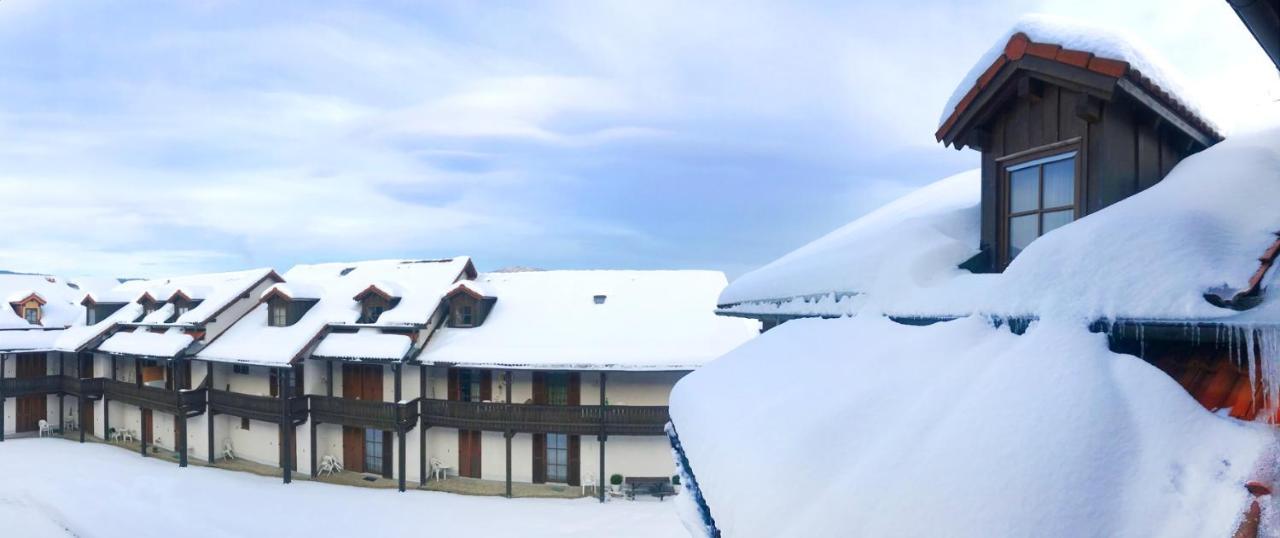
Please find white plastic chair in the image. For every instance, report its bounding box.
[222,439,236,460]
[37,420,51,438]
[120,430,135,443]
[319,455,343,476]
[430,458,450,481]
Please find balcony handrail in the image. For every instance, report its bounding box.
[420,399,669,436]
[309,395,417,430]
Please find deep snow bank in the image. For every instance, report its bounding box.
[670,316,1275,537]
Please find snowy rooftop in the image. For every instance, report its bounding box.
[97,329,195,358]
[717,169,979,317]
[421,270,760,371]
[938,14,1219,137]
[200,258,472,366]
[0,274,99,330]
[671,315,1273,537]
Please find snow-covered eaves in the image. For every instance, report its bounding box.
[716,169,980,318]
[53,302,145,352]
[421,270,759,371]
[97,329,195,359]
[0,274,97,331]
[937,14,1221,149]
[0,328,65,353]
[311,329,412,362]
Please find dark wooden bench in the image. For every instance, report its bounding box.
[624,476,676,501]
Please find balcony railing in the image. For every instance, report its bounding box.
[0,375,104,399]
[101,379,207,417]
[421,399,670,436]
[309,395,419,431]
[209,389,308,424]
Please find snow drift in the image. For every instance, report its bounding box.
[670,316,1276,537]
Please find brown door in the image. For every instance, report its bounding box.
[531,371,580,484]
[141,409,153,444]
[81,398,94,435]
[458,429,481,478]
[340,364,383,474]
[15,353,47,432]
[342,426,364,473]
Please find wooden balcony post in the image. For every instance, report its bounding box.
[280,367,292,484]
[397,424,406,492]
[140,408,148,457]
[177,408,188,468]
[58,355,65,433]
[309,419,318,479]
[325,360,333,397]
[78,395,86,443]
[599,371,607,503]
[0,354,6,442]
[134,359,141,388]
[419,363,427,487]
[207,410,215,465]
[506,370,513,499]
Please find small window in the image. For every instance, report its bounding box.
[593,295,606,304]
[461,305,473,326]
[86,308,97,325]
[241,417,250,431]
[359,304,385,324]
[232,364,250,375]
[1003,151,1077,265]
[269,303,288,327]
[176,303,191,316]
[23,307,39,324]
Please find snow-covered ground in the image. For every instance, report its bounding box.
[0,439,684,538]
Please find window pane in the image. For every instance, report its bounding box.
[1042,158,1075,208]
[1009,168,1039,213]
[1042,209,1074,235]
[1008,214,1037,260]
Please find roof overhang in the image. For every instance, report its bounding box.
[937,33,1222,151]
[1230,0,1280,73]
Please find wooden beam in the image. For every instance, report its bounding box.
[398,426,406,492]
[1116,77,1215,147]
[208,410,215,465]
[1074,93,1102,123]
[280,367,292,484]
[78,396,85,443]
[58,356,65,433]
[178,409,188,468]
[419,363,427,487]
[325,360,333,397]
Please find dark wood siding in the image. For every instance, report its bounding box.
[978,74,1205,271]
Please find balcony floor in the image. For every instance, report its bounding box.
[419,475,594,499]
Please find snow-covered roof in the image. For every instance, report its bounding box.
[97,329,195,358]
[199,258,473,366]
[312,329,413,361]
[938,14,1219,137]
[0,274,94,330]
[421,270,760,371]
[670,315,1272,537]
[717,169,979,317]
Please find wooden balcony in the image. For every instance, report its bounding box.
[101,379,207,417]
[208,389,308,424]
[308,395,419,431]
[0,375,104,399]
[421,399,670,436]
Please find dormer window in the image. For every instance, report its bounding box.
[10,293,46,326]
[361,304,385,324]
[1003,151,1078,264]
[23,307,39,324]
[593,295,607,304]
[87,308,97,325]
[269,301,289,327]
[460,305,474,326]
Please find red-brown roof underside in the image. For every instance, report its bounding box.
[935,32,1221,144]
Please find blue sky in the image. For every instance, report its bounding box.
[0,0,1276,278]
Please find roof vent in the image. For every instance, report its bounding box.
[593,295,607,305]
[339,267,356,276]
[66,282,81,290]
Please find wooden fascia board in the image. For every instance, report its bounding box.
[1115,77,1216,148]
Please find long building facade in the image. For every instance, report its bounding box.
[0,260,758,499]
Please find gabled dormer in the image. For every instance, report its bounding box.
[444,280,496,328]
[164,289,204,322]
[136,291,163,317]
[81,294,126,325]
[937,23,1222,272]
[260,285,318,327]
[9,292,46,325]
[352,283,401,323]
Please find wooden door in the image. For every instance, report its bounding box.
[458,429,481,478]
[15,354,46,432]
[342,426,364,473]
[141,409,153,444]
[81,397,94,436]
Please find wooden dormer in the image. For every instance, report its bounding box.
[938,32,1222,272]
[260,286,318,327]
[352,284,401,323]
[444,281,495,328]
[9,292,45,325]
[165,290,203,321]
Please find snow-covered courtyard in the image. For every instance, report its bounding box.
[0,438,685,538]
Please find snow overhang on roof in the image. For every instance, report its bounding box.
[936,15,1222,150]
[352,282,402,302]
[7,291,46,306]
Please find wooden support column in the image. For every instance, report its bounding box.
[280,367,292,484]
[325,360,333,397]
[105,356,114,442]
[208,410,215,464]
[419,363,427,487]
[78,396,86,443]
[309,419,318,478]
[177,408,188,467]
[599,371,607,503]
[505,370,513,499]
[395,363,405,492]
[0,355,6,442]
[58,355,65,433]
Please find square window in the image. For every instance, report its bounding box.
[241,418,250,431]
[1003,151,1077,265]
